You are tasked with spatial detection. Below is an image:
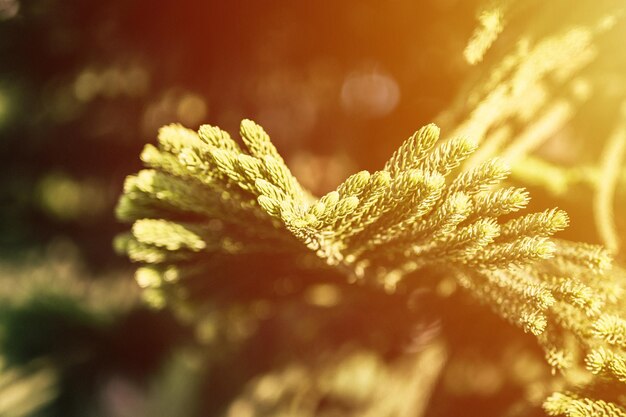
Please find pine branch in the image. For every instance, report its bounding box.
[116,119,626,414]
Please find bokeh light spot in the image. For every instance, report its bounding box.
[37,173,109,221]
[304,284,341,307]
[0,89,9,128]
[0,0,19,20]
[341,67,400,118]
[73,69,101,102]
[176,93,207,127]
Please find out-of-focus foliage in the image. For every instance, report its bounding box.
[439,0,626,258]
[0,358,57,417]
[222,344,445,417]
[0,240,196,416]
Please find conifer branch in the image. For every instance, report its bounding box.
[116,119,626,415]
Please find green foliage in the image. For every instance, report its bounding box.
[117,119,626,415]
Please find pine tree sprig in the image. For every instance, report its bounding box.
[116,119,626,414]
